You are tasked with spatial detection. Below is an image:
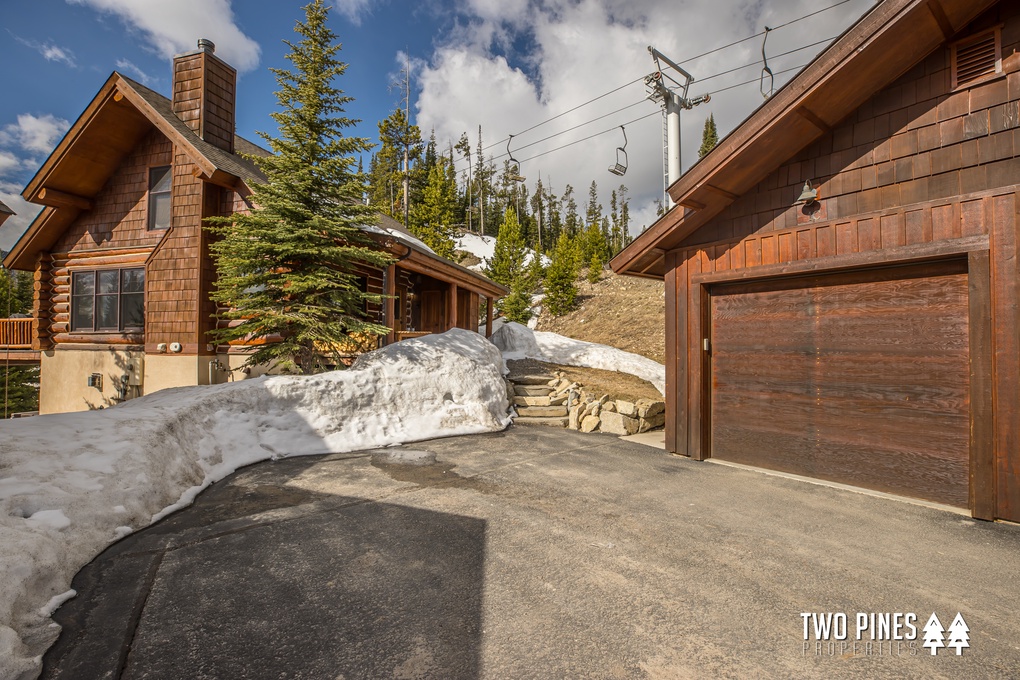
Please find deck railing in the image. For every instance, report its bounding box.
[0,319,33,349]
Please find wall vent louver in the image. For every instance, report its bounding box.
[952,29,1000,89]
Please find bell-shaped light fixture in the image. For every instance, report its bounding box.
[794,180,818,205]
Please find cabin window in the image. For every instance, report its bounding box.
[148,166,172,230]
[71,268,145,332]
[951,27,1001,90]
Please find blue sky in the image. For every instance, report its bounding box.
[0,0,876,250]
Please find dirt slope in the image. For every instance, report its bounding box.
[535,268,665,364]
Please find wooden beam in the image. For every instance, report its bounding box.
[447,282,459,330]
[36,187,93,211]
[691,235,989,285]
[925,0,956,41]
[485,297,494,338]
[680,198,706,210]
[968,249,995,520]
[384,264,396,345]
[702,184,739,202]
[794,105,832,134]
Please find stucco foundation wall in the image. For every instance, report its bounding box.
[39,348,144,414]
[143,354,225,393]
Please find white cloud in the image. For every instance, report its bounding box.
[0,152,23,178]
[332,0,373,26]
[0,114,71,156]
[67,0,261,73]
[13,36,77,68]
[115,59,156,86]
[414,0,874,234]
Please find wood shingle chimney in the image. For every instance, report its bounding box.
[172,39,236,153]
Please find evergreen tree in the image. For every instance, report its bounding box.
[562,184,579,237]
[543,233,578,316]
[585,180,602,229]
[368,106,422,220]
[487,208,532,324]
[698,114,719,158]
[587,248,604,285]
[410,156,457,258]
[454,131,474,232]
[617,184,631,247]
[1,264,40,415]
[206,0,392,374]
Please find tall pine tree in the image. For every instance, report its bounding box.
[410,156,457,258]
[698,114,719,158]
[206,0,391,374]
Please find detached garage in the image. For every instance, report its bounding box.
[612,0,1018,521]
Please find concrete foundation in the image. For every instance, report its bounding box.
[39,348,144,414]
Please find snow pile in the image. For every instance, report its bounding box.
[0,329,509,680]
[455,232,550,271]
[491,322,665,395]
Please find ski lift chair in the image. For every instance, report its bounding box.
[608,126,628,176]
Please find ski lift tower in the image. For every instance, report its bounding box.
[645,46,710,208]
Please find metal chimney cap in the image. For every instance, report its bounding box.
[197,38,215,53]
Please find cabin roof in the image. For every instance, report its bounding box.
[611,0,999,279]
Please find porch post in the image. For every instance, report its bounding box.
[485,297,494,338]
[447,282,459,330]
[384,264,396,345]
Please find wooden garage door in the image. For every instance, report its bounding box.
[710,261,970,507]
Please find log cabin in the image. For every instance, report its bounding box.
[612,0,1020,522]
[1,40,505,415]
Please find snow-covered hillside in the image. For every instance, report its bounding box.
[0,330,510,680]
[455,232,550,271]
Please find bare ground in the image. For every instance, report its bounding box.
[506,358,661,403]
[535,267,665,364]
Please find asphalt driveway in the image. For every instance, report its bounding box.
[43,426,1020,679]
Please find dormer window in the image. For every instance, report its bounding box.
[951,27,1001,90]
[148,166,171,230]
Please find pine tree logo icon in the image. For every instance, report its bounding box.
[922,612,945,655]
[947,613,970,655]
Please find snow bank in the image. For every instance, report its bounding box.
[491,322,665,395]
[0,329,509,680]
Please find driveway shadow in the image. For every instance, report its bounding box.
[42,454,486,680]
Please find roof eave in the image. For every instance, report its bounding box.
[613,0,999,278]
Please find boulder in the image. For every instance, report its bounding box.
[569,403,583,430]
[600,411,639,435]
[636,398,666,418]
[580,414,601,433]
[602,401,617,413]
[638,413,666,432]
[615,400,638,418]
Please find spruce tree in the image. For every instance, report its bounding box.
[206,0,391,374]
[410,157,457,258]
[698,114,719,158]
[543,233,578,316]
[487,208,532,324]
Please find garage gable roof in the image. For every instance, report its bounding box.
[611,0,999,279]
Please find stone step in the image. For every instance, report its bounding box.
[512,374,556,386]
[516,405,569,418]
[513,395,551,407]
[514,385,554,397]
[513,416,568,427]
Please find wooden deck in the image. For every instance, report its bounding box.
[0,319,39,364]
